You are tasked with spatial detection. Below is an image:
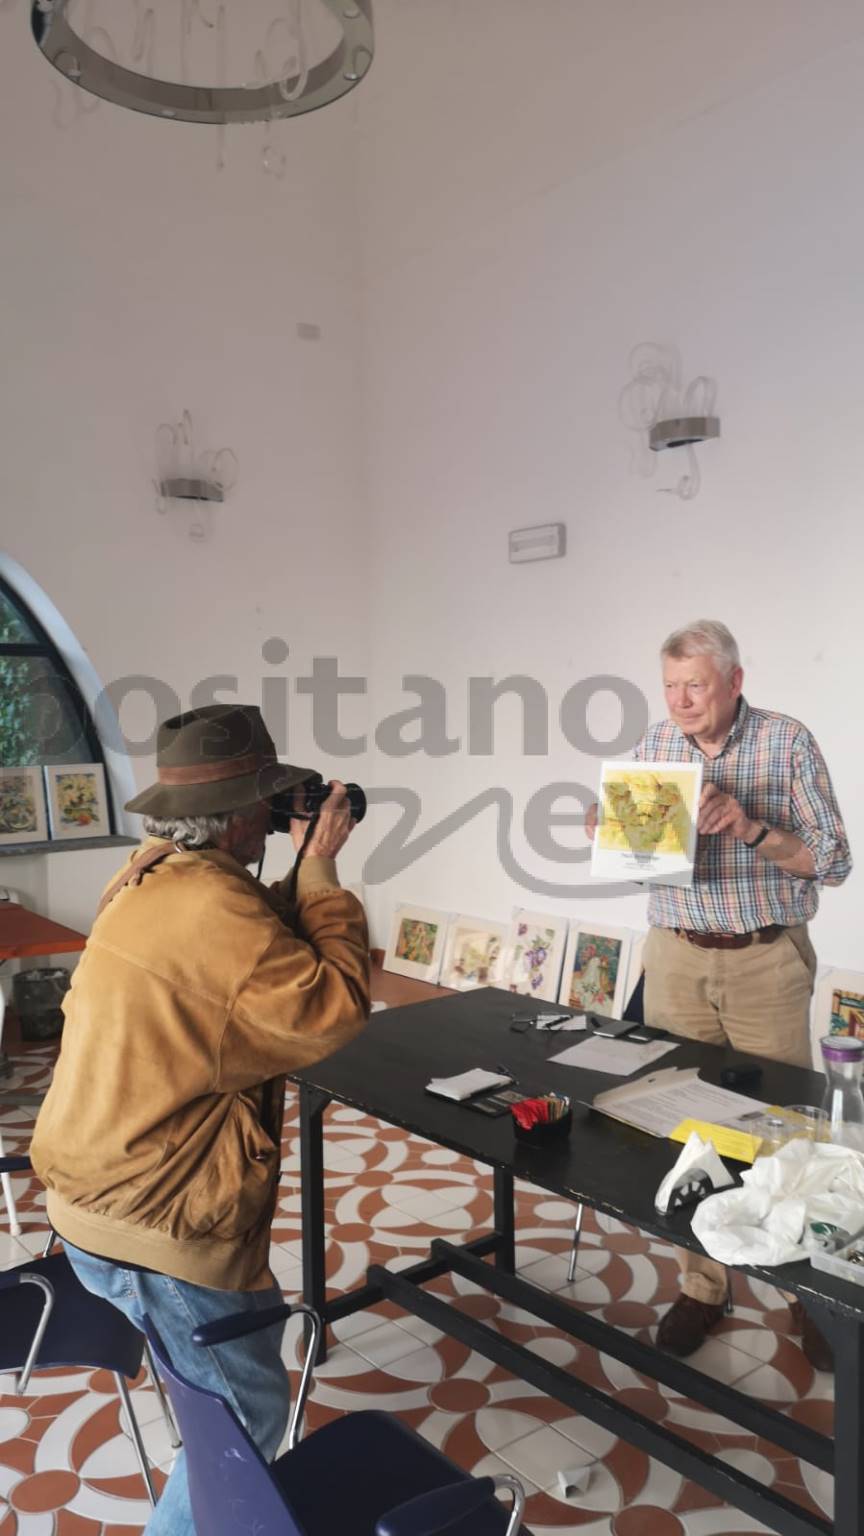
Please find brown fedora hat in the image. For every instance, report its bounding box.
[125,705,314,818]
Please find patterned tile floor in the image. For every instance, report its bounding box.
[0,1046,836,1535]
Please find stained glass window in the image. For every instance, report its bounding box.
[0,577,110,819]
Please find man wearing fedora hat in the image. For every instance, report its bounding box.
[32,704,370,1536]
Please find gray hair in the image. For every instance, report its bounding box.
[142,812,234,848]
[661,620,741,679]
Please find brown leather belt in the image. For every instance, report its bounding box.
[675,924,783,950]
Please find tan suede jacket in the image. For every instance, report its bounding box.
[31,839,369,1290]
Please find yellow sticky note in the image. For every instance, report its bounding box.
[669,1118,762,1164]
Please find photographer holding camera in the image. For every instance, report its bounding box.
[31,703,370,1536]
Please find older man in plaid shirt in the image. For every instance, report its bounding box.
[590,620,851,1365]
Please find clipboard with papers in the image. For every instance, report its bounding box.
[586,1066,770,1142]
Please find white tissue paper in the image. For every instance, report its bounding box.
[691,1139,864,1267]
[654,1131,735,1215]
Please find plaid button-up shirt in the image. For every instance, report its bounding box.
[634,698,851,933]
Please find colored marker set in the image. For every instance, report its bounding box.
[511,1092,572,1142]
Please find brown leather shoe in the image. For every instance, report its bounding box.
[789,1301,833,1373]
[656,1295,727,1357]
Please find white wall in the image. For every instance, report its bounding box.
[2,1,863,977]
[0,7,373,949]
[356,0,864,967]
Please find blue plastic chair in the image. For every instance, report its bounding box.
[145,1300,532,1535]
[0,1154,180,1505]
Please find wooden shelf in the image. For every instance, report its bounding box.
[0,836,138,858]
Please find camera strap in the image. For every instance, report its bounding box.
[283,816,319,910]
[95,840,181,918]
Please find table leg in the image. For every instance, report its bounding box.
[833,1308,864,1536]
[493,1168,515,1273]
[0,961,10,1080]
[299,1084,330,1363]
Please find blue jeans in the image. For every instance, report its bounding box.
[64,1244,291,1536]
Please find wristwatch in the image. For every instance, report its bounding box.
[745,824,770,849]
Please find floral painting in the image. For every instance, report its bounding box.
[814,971,864,1060]
[599,770,693,855]
[591,759,702,886]
[45,762,110,840]
[559,922,632,1018]
[56,773,101,828]
[829,988,864,1039]
[395,917,439,968]
[384,904,450,983]
[440,915,509,992]
[0,768,47,845]
[498,909,567,1002]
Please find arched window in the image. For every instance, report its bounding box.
[0,577,107,774]
[0,560,136,847]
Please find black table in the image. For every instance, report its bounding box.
[289,986,863,1536]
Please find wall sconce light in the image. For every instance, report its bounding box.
[649,414,720,453]
[155,411,237,541]
[619,345,720,501]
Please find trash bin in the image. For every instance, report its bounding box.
[12,967,71,1042]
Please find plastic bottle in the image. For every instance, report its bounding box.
[820,1036,864,1152]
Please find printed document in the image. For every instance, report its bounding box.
[589,1066,769,1138]
[550,1036,679,1076]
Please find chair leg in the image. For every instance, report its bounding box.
[115,1371,158,1507]
[0,1130,22,1239]
[567,1202,585,1283]
[143,1337,183,1449]
[724,1272,734,1316]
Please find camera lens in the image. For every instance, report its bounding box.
[303,779,366,824]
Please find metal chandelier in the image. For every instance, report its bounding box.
[30,0,374,125]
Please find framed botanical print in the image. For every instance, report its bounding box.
[0,767,48,846]
[591,760,702,887]
[558,920,632,1018]
[45,763,111,840]
[815,969,864,1041]
[383,903,450,984]
[439,914,508,992]
[497,909,568,1002]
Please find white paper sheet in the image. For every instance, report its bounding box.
[425,1068,512,1102]
[549,1037,679,1075]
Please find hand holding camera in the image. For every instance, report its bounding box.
[289,780,356,857]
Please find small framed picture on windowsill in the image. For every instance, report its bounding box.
[0,767,49,846]
[45,763,111,841]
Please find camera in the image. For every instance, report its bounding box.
[270,772,367,832]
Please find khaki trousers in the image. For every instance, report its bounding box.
[644,923,817,1306]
